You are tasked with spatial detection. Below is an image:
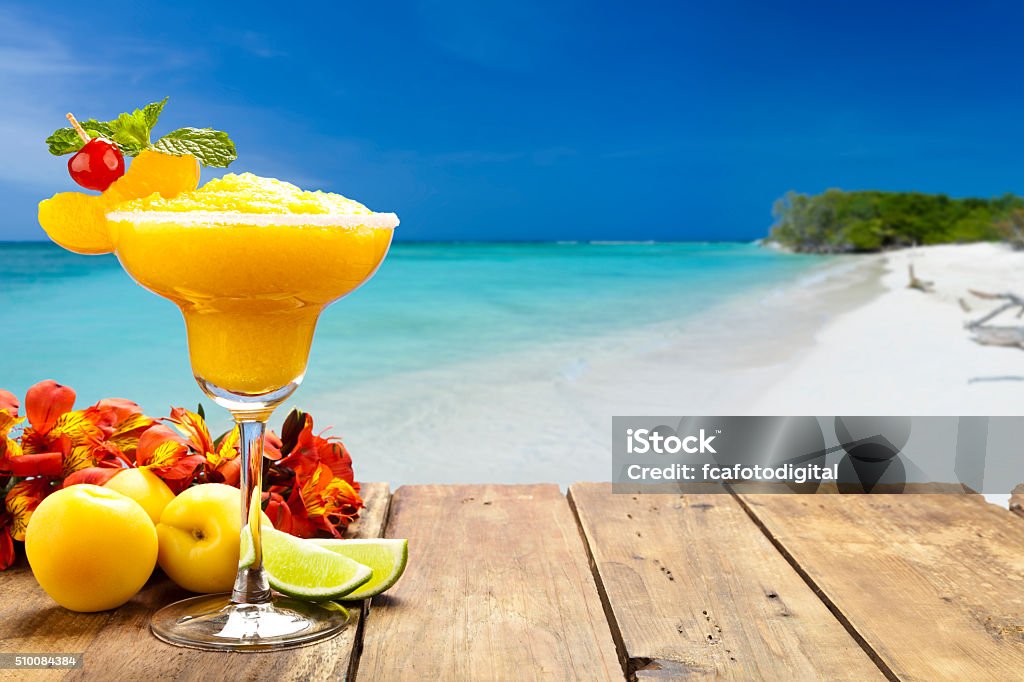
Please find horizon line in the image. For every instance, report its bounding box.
[0,238,766,246]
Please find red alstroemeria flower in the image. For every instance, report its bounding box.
[276,412,358,489]
[87,426,147,470]
[84,399,155,467]
[135,424,204,494]
[166,407,282,486]
[166,407,243,486]
[284,463,363,538]
[266,409,363,538]
[54,403,157,489]
[4,381,81,477]
[8,382,158,479]
[14,380,133,477]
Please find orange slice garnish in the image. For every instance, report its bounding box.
[38,150,201,255]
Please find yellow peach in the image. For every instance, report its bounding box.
[104,468,176,525]
[25,485,157,612]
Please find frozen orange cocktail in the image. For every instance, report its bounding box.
[37,100,400,650]
[108,173,396,396]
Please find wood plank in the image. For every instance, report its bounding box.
[568,483,884,680]
[738,493,1024,680]
[0,482,391,682]
[356,484,622,680]
[0,558,108,682]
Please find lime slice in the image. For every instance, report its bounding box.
[309,538,408,600]
[257,526,373,601]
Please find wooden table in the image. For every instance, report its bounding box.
[2,483,1022,681]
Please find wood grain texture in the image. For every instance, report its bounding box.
[738,493,1024,681]
[568,483,883,680]
[355,484,622,681]
[0,482,391,682]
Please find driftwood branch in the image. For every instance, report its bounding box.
[965,291,1024,328]
[970,327,1024,349]
[907,265,934,293]
[966,290,1024,349]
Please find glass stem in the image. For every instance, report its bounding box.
[232,418,272,604]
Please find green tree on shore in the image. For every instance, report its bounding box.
[769,190,1022,253]
[997,208,1024,249]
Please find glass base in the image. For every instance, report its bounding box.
[151,594,350,652]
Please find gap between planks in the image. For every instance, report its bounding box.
[566,490,631,679]
[567,483,885,681]
[734,492,1024,680]
[347,483,396,682]
[355,484,623,681]
[729,491,899,682]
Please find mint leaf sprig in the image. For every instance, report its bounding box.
[153,128,237,168]
[45,98,237,168]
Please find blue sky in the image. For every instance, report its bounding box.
[2,1,1023,241]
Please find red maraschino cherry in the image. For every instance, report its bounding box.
[65,112,125,192]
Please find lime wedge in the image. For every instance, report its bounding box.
[309,538,408,600]
[258,526,373,601]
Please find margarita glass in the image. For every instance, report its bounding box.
[107,174,397,650]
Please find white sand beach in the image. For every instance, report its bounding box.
[751,242,1024,415]
[310,242,1024,488]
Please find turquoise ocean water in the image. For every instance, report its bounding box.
[0,242,824,436]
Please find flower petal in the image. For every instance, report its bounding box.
[2,451,63,477]
[0,410,24,464]
[106,413,158,462]
[136,424,188,466]
[0,528,14,571]
[278,408,309,457]
[209,427,239,468]
[264,431,283,461]
[262,491,294,534]
[48,410,104,449]
[64,466,123,487]
[139,440,189,470]
[62,445,97,476]
[167,407,214,455]
[211,457,241,486]
[318,439,356,485]
[93,398,143,424]
[0,389,19,417]
[25,380,75,434]
[0,410,22,438]
[147,454,206,494]
[5,479,52,542]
